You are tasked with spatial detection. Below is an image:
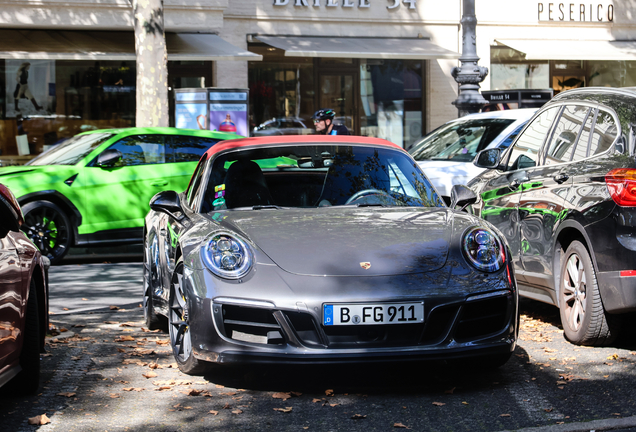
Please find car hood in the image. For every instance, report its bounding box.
[0,164,78,198]
[215,207,452,277]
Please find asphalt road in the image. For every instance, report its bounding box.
[2,262,636,431]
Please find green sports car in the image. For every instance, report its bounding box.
[0,127,240,264]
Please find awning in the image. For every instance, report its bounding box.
[255,35,459,60]
[495,39,636,61]
[0,30,262,61]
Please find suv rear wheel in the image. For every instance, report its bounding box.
[559,241,618,346]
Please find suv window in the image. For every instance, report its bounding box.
[544,105,592,165]
[506,107,559,171]
[589,109,618,156]
[106,135,166,167]
[170,136,219,163]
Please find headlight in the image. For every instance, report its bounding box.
[462,227,505,272]
[201,232,253,279]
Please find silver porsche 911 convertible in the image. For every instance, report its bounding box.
[143,135,518,375]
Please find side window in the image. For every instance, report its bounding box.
[572,107,597,161]
[105,135,165,167]
[171,136,219,163]
[187,155,208,209]
[506,107,559,171]
[544,105,592,165]
[498,122,527,150]
[589,110,618,156]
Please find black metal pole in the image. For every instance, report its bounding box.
[451,0,489,117]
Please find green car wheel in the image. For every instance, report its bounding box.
[21,200,72,265]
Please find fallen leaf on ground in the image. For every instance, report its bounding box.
[57,392,76,398]
[325,389,334,396]
[500,413,511,417]
[183,389,203,396]
[209,410,218,415]
[223,403,231,409]
[62,308,69,311]
[120,322,137,327]
[109,393,120,398]
[273,392,291,400]
[110,305,119,310]
[221,391,237,396]
[122,387,145,392]
[394,423,410,429]
[156,340,169,346]
[81,298,88,301]
[232,409,243,414]
[351,414,367,419]
[28,414,50,425]
[115,335,135,342]
[432,402,445,406]
[274,407,293,413]
[104,321,119,324]
[142,372,157,379]
[313,398,323,403]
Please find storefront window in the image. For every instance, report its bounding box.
[0,59,135,160]
[588,61,636,87]
[490,47,549,90]
[359,60,422,148]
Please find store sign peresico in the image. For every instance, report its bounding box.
[273,0,417,10]
[537,2,614,22]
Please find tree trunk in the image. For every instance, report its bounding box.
[133,0,168,127]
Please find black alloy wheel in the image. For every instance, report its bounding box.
[559,240,618,346]
[21,200,72,265]
[168,259,211,375]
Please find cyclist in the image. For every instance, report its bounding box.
[312,109,350,135]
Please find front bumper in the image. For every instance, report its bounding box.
[188,289,518,365]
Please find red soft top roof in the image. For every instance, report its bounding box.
[206,135,403,158]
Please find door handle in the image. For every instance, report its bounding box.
[151,181,169,187]
[509,179,522,189]
[554,173,569,184]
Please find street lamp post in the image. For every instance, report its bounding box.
[452,0,489,117]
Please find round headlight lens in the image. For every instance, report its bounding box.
[202,232,253,279]
[462,227,505,272]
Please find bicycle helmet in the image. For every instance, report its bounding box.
[312,109,336,121]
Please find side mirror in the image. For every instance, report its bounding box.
[0,184,23,238]
[474,148,502,169]
[150,190,185,221]
[96,149,122,168]
[449,184,477,211]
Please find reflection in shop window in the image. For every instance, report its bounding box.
[0,59,135,158]
[359,60,422,149]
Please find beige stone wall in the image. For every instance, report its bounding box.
[0,0,226,31]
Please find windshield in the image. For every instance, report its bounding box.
[200,145,443,211]
[409,118,514,162]
[27,133,114,166]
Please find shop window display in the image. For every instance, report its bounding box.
[0,59,135,161]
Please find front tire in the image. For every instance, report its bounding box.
[168,259,211,375]
[143,240,167,331]
[559,241,618,346]
[21,200,72,265]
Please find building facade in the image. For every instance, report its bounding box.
[1,0,635,158]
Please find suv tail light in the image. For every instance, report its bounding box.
[606,168,636,207]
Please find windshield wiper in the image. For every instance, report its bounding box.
[252,205,283,210]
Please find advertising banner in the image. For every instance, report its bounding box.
[209,90,248,137]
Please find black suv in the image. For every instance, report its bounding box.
[469,87,636,346]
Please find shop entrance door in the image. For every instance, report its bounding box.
[318,73,356,134]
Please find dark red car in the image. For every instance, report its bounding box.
[0,184,49,394]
